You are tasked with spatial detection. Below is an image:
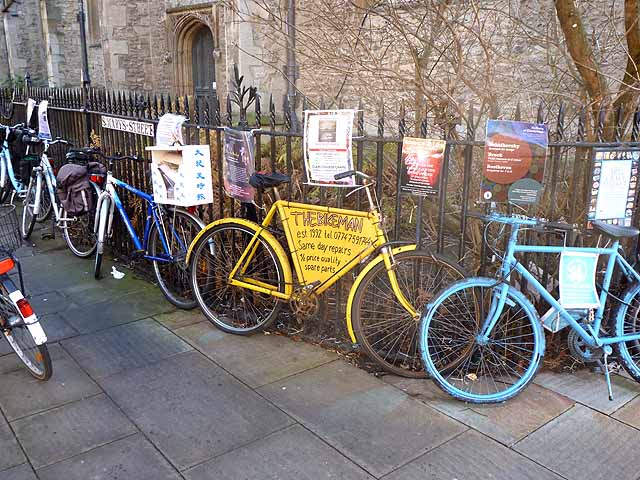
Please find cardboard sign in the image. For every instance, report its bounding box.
[283,205,378,286]
[147,145,213,206]
[37,100,51,140]
[223,128,255,202]
[587,148,639,228]
[559,252,600,309]
[303,110,355,186]
[101,115,154,137]
[399,137,445,196]
[481,120,548,204]
[26,98,36,127]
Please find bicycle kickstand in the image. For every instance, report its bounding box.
[596,345,615,402]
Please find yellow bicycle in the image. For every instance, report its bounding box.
[187,170,465,377]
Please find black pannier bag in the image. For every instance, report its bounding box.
[56,163,94,216]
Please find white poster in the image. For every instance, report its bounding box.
[156,114,186,146]
[26,98,36,126]
[303,110,355,186]
[37,100,52,140]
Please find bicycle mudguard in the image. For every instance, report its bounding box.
[1,276,47,345]
[345,244,417,343]
[186,218,294,297]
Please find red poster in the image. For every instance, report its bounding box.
[399,137,445,196]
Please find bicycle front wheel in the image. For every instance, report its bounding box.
[0,293,51,380]
[63,182,100,258]
[420,277,544,403]
[21,177,37,240]
[351,250,466,378]
[149,208,204,309]
[189,221,285,334]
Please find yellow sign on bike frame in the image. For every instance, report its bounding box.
[279,202,383,293]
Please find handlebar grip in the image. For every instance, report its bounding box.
[334,170,356,181]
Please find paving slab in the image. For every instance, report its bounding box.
[0,464,37,480]
[27,291,71,316]
[12,394,137,469]
[62,318,192,378]
[258,360,466,478]
[384,375,574,445]
[534,370,639,414]
[154,309,206,331]
[59,270,152,307]
[185,424,374,480]
[36,433,180,480]
[0,344,101,421]
[384,429,562,480]
[37,313,78,343]
[62,288,175,334]
[99,350,294,471]
[176,322,338,388]
[0,414,25,471]
[515,404,640,480]
[613,394,640,429]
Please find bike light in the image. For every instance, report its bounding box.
[90,174,105,184]
[0,257,14,274]
[16,299,33,318]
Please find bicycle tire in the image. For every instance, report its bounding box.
[613,282,640,382]
[0,293,51,380]
[63,182,100,258]
[36,186,52,222]
[189,221,286,334]
[21,177,37,240]
[420,277,544,403]
[94,198,109,279]
[149,208,204,309]
[350,250,466,378]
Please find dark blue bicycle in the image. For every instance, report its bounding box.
[86,149,204,309]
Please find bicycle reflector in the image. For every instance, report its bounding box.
[90,174,105,185]
[16,298,33,318]
[0,257,15,274]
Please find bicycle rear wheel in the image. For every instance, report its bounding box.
[350,250,466,378]
[149,208,204,309]
[63,182,100,258]
[613,282,640,382]
[420,277,543,403]
[0,294,51,380]
[21,177,37,240]
[189,221,285,334]
[36,188,52,222]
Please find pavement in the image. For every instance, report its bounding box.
[2,221,640,479]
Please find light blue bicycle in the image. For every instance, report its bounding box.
[420,211,640,403]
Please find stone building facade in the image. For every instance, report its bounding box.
[0,0,287,104]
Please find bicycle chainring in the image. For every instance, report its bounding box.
[289,293,319,321]
[567,329,601,363]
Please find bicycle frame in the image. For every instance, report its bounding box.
[482,220,640,348]
[0,134,25,195]
[225,199,417,317]
[96,174,185,263]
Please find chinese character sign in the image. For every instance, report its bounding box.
[482,120,548,204]
[303,110,355,186]
[587,149,639,228]
[223,128,255,203]
[399,137,446,196]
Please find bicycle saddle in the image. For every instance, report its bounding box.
[593,220,640,239]
[249,172,290,189]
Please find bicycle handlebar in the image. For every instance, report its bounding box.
[334,170,373,181]
[467,211,577,231]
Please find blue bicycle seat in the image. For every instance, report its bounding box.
[593,220,640,239]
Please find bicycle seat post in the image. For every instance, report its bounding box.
[273,185,281,201]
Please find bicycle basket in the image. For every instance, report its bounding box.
[18,154,39,183]
[0,205,22,252]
